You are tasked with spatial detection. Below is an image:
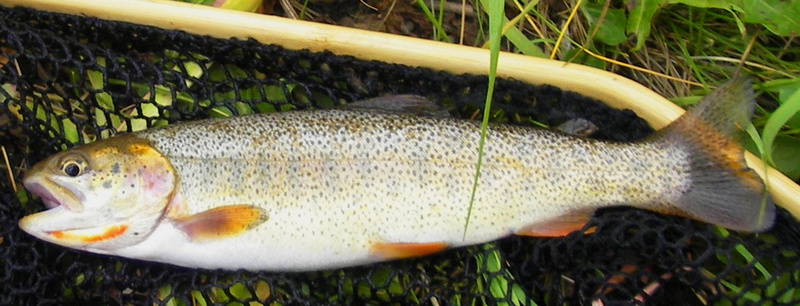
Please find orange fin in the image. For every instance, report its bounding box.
[516,211,593,237]
[171,205,268,242]
[370,242,448,260]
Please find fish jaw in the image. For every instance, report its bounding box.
[18,204,128,250]
[19,170,156,252]
[20,174,126,249]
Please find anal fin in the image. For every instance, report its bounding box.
[171,205,268,242]
[370,242,449,260]
[516,211,594,237]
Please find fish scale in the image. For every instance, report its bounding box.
[18,78,775,271]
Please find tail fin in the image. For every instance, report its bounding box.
[660,77,775,232]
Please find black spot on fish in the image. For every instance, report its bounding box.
[103,181,112,189]
[111,162,120,174]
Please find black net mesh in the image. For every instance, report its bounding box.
[1,5,799,305]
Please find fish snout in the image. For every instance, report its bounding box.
[23,176,84,212]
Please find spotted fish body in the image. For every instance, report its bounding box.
[19,78,775,271]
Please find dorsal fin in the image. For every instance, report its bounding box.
[340,95,451,117]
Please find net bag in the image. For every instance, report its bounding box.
[1,3,799,305]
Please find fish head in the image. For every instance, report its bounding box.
[19,135,176,253]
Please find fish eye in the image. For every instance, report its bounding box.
[58,154,89,177]
[62,162,82,177]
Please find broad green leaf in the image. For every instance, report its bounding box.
[228,283,252,300]
[626,0,798,51]
[627,0,666,50]
[265,85,287,102]
[772,136,800,187]
[178,60,205,88]
[190,290,208,306]
[474,244,534,306]
[736,0,800,37]
[61,118,79,144]
[93,108,122,139]
[582,5,628,46]
[85,63,116,113]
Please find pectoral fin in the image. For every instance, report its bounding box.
[171,205,268,242]
[515,211,593,237]
[370,242,449,260]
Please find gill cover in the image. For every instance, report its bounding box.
[19,134,177,252]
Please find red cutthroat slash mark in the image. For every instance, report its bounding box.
[49,224,128,243]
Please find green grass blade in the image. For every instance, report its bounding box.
[414,0,453,42]
[480,0,546,57]
[464,0,503,239]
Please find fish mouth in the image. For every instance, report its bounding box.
[20,175,107,247]
[23,176,84,212]
[24,181,63,209]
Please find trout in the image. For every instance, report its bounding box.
[19,78,775,271]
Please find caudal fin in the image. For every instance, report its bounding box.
[660,77,775,232]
